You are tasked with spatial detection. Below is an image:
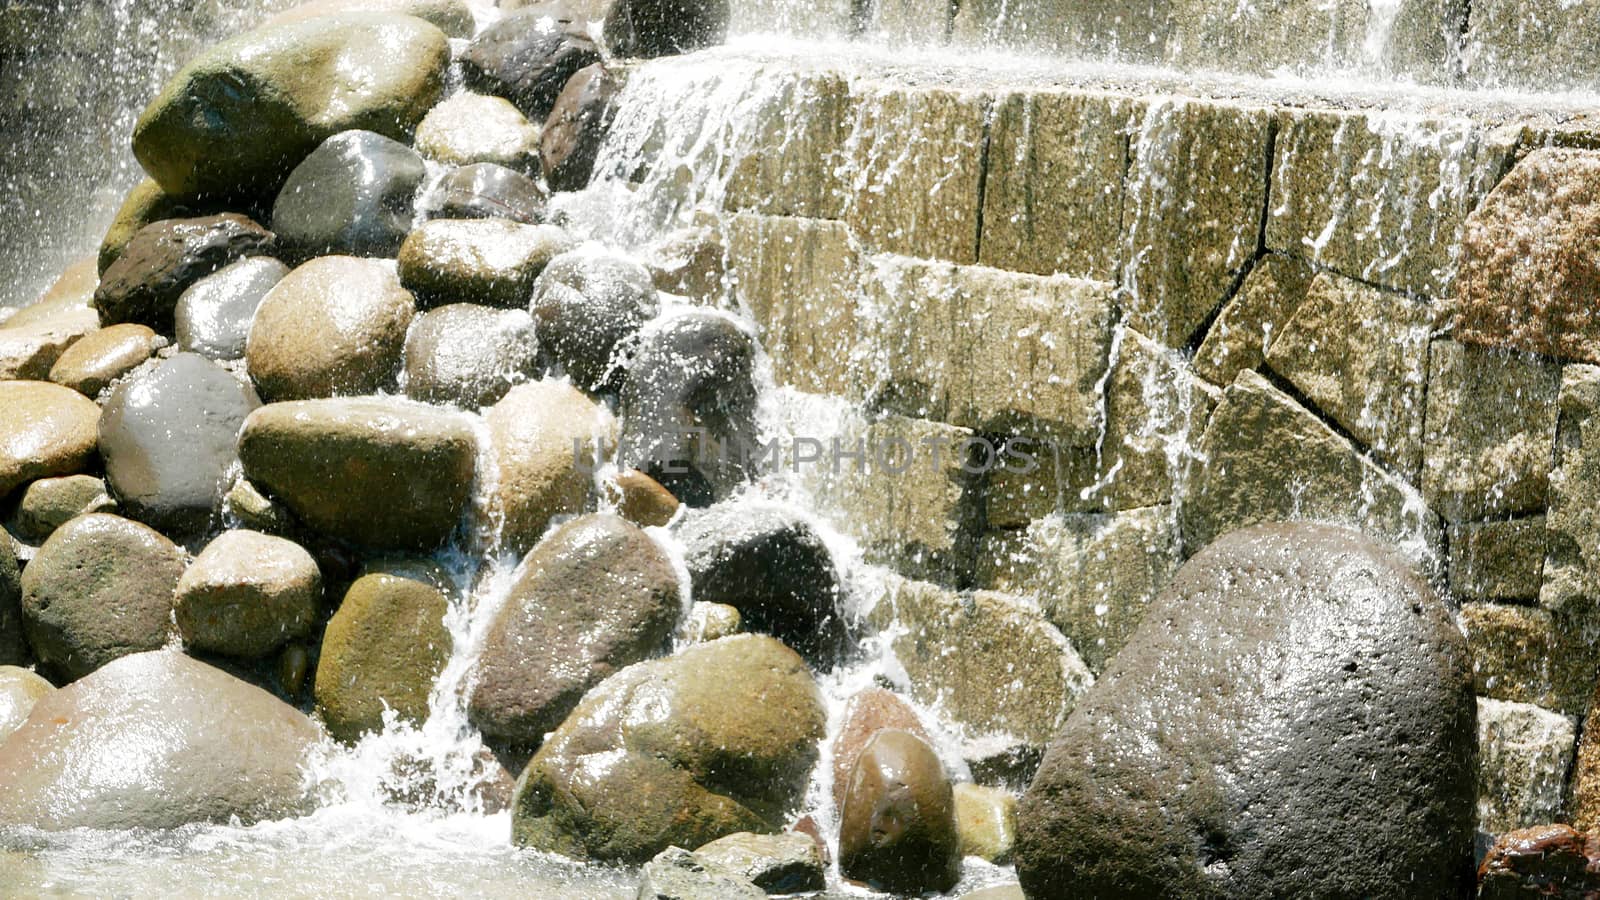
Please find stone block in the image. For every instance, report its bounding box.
[1449,517,1546,603]
[1461,601,1595,716]
[1193,254,1315,387]
[1476,697,1576,835]
[1545,364,1600,614]
[1095,327,1219,511]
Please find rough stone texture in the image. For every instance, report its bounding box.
[1461,601,1595,716]
[1193,254,1316,387]
[0,307,99,381]
[1450,517,1546,602]
[1265,272,1435,476]
[609,468,681,528]
[175,530,320,659]
[1097,328,1218,510]
[978,506,1182,674]
[645,226,728,304]
[1420,340,1560,522]
[0,544,22,666]
[132,13,450,199]
[423,162,549,223]
[9,475,115,544]
[47,323,160,397]
[979,90,1134,281]
[531,247,659,391]
[0,667,53,743]
[1457,149,1600,364]
[19,514,185,682]
[831,687,929,809]
[1266,108,1512,298]
[403,304,540,409]
[271,130,426,259]
[634,847,765,900]
[1184,370,1441,559]
[238,397,477,551]
[93,214,276,332]
[954,782,1017,864]
[602,0,730,58]
[720,70,852,220]
[1477,825,1600,899]
[837,729,960,894]
[1119,99,1271,348]
[398,219,573,310]
[1015,523,1476,899]
[265,0,475,36]
[416,92,542,173]
[315,573,451,741]
[483,379,616,554]
[1477,697,1575,834]
[511,634,825,863]
[98,353,261,535]
[1568,683,1600,833]
[1546,365,1600,615]
[982,441,1097,528]
[174,257,289,360]
[469,514,680,747]
[461,10,600,120]
[0,380,101,499]
[0,651,320,829]
[693,832,825,894]
[676,602,741,644]
[1167,0,1457,77]
[541,63,621,192]
[1465,0,1600,91]
[874,577,1091,755]
[246,256,416,402]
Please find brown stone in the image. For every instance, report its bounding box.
[94,214,276,332]
[608,468,679,527]
[831,687,928,810]
[47,323,161,397]
[0,308,99,381]
[0,381,101,499]
[483,380,616,554]
[837,729,961,894]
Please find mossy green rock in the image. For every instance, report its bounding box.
[511,634,825,863]
[131,13,451,199]
[314,573,450,741]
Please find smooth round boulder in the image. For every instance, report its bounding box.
[19,514,185,682]
[484,379,616,554]
[314,573,450,741]
[468,514,680,746]
[541,63,620,192]
[601,0,729,58]
[0,543,22,666]
[619,310,758,503]
[831,687,928,810]
[838,729,961,895]
[645,225,727,303]
[529,247,658,391]
[607,467,680,527]
[9,475,116,544]
[0,651,321,829]
[398,219,573,309]
[47,323,161,397]
[246,256,416,401]
[461,9,601,120]
[403,304,540,408]
[98,180,208,275]
[694,831,826,894]
[266,0,476,36]
[0,381,100,499]
[0,307,99,381]
[511,634,826,862]
[272,130,427,259]
[174,257,290,360]
[176,530,321,658]
[676,601,741,644]
[93,214,277,333]
[1014,522,1477,899]
[132,13,451,199]
[677,502,843,663]
[238,397,477,550]
[98,353,261,535]
[0,667,53,743]
[423,162,549,223]
[415,92,542,173]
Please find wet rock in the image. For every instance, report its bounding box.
[415,92,542,173]
[677,602,741,644]
[132,13,450,199]
[608,468,681,527]
[19,514,185,682]
[175,530,321,659]
[693,831,826,894]
[645,226,727,302]
[0,667,53,742]
[1096,328,1219,510]
[399,219,573,310]
[636,847,765,900]
[98,353,261,535]
[223,479,298,538]
[0,543,21,666]
[424,162,549,223]
[0,307,99,381]
[404,304,539,408]
[469,514,680,746]
[511,634,825,862]
[98,180,204,274]
[462,9,601,120]
[0,381,101,499]
[484,379,616,554]
[0,651,320,829]
[1542,364,1600,614]
[1479,697,1575,834]
[831,687,929,809]
[960,886,1025,900]
[1450,517,1547,602]
[1457,149,1600,365]
[47,323,160,397]
[1193,254,1315,387]
[619,311,758,502]
[93,214,276,332]
[1461,601,1594,715]
[246,256,416,401]
[272,130,427,259]
[9,475,115,544]
[602,0,730,57]
[1566,683,1600,832]
[174,257,290,360]
[1015,523,1477,899]
[838,729,961,894]
[238,397,476,550]
[9,258,99,329]
[530,247,658,391]
[1477,825,1600,899]
[266,0,476,36]
[955,783,1017,864]
[677,503,842,662]
[541,63,621,192]
[314,573,451,741]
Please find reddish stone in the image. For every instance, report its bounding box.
[830,687,928,810]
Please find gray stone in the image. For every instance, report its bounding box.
[98,353,261,535]
[1168,0,1457,77]
[47,323,161,398]
[531,247,659,391]
[174,257,289,360]
[1476,697,1576,834]
[1015,522,1476,898]
[1449,517,1546,602]
[1193,254,1315,387]
[462,9,600,120]
[424,162,549,223]
[0,651,320,829]
[416,92,542,173]
[634,847,764,900]
[94,214,277,332]
[175,530,320,659]
[1461,601,1594,716]
[693,832,825,894]
[1465,1,1600,96]
[272,130,427,259]
[403,304,539,409]
[0,381,100,499]
[398,219,573,309]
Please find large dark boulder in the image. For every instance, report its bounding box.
[461,9,601,120]
[93,215,277,332]
[529,248,658,391]
[1014,522,1477,899]
[541,64,621,192]
[271,130,427,259]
